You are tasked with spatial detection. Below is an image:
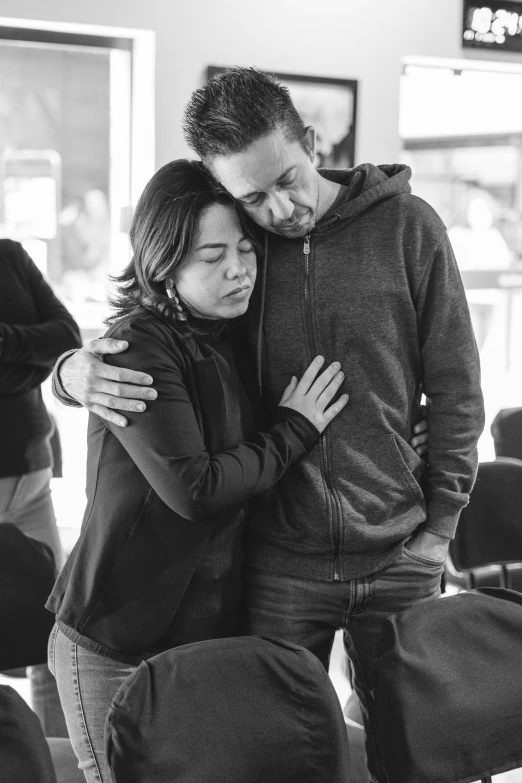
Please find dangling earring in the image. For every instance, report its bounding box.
[166,278,187,321]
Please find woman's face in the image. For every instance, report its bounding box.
[174,202,257,320]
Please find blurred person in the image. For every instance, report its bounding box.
[46,160,352,783]
[60,189,110,276]
[448,187,511,351]
[0,238,81,737]
[51,68,473,783]
[60,190,111,303]
[0,239,81,567]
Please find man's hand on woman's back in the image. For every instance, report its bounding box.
[59,338,157,427]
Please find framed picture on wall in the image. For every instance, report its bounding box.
[206,67,358,169]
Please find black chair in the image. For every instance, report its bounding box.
[491,407,522,461]
[0,524,56,672]
[372,588,522,783]
[447,459,522,592]
[0,684,83,783]
[106,636,350,783]
[0,684,57,783]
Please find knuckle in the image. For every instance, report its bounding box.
[84,373,95,390]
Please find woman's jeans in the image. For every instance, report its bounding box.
[48,624,136,783]
[243,545,445,783]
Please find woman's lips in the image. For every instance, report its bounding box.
[225,285,251,298]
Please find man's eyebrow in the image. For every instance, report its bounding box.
[239,166,296,200]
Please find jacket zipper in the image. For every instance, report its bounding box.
[303,235,341,581]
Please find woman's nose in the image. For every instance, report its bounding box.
[225,253,248,279]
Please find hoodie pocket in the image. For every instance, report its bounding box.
[388,433,426,505]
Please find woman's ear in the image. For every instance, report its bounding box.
[304,126,316,163]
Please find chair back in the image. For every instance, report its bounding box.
[0,524,56,670]
[372,588,522,783]
[491,407,522,461]
[106,635,350,783]
[449,459,522,589]
[0,684,57,783]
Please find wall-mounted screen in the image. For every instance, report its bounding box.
[463,1,522,53]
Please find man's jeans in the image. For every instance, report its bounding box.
[244,546,445,783]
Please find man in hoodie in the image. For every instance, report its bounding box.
[52,68,484,782]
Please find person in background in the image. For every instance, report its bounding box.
[0,238,81,737]
[52,67,471,783]
[448,187,511,352]
[0,239,81,567]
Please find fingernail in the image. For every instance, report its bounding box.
[146,391,157,400]
[316,356,324,363]
[116,341,127,348]
[136,403,146,412]
[144,376,153,384]
[338,371,344,379]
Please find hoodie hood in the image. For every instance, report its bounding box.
[254,163,413,391]
[315,163,412,231]
[106,636,350,783]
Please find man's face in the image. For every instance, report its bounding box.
[210,127,320,239]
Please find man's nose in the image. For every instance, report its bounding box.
[269,192,294,223]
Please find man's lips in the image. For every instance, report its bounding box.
[274,211,309,230]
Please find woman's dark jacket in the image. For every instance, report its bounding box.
[47,308,318,659]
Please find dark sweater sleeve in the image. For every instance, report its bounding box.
[416,235,485,539]
[0,245,82,366]
[0,363,51,396]
[103,318,320,522]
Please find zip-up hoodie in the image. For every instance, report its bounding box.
[243,163,485,581]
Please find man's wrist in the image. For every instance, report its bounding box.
[407,529,449,558]
[52,349,82,407]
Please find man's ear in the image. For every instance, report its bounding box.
[304,126,316,163]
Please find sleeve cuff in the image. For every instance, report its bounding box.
[52,349,82,408]
[424,496,466,540]
[270,407,321,452]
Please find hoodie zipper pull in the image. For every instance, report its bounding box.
[303,235,310,256]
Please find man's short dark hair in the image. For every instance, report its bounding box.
[183,67,307,162]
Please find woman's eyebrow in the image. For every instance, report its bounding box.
[194,242,228,251]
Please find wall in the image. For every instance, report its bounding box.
[0,0,470,169]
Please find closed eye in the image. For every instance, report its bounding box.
[204,253,224,264]
[243,194,263,207]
